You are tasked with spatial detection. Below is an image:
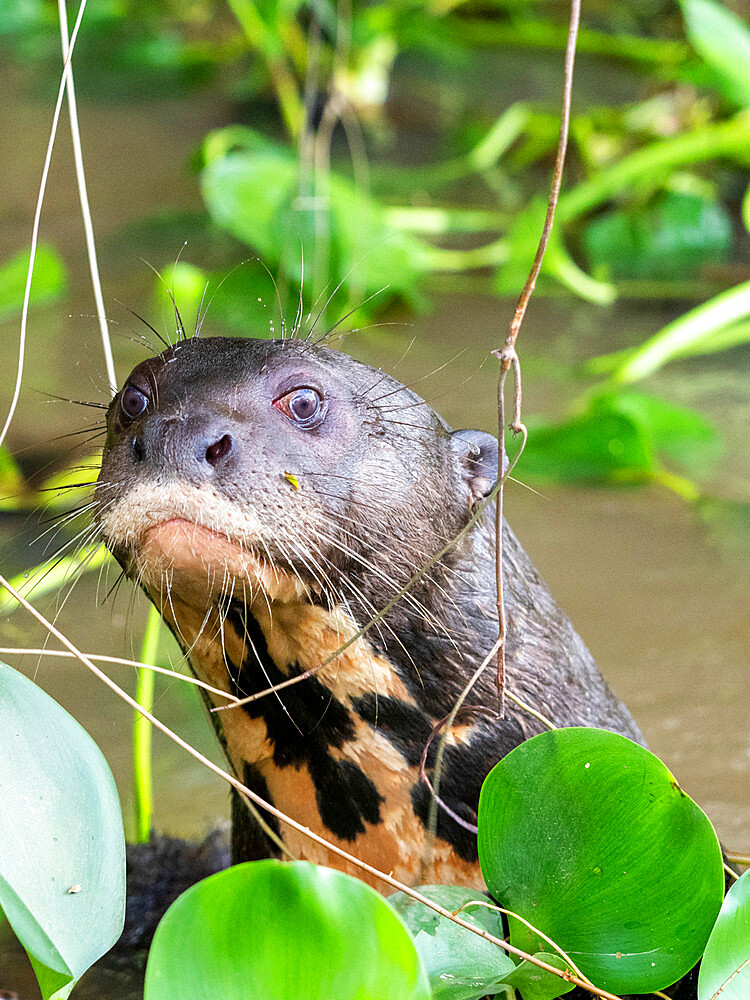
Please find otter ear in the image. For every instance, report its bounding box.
[451,429,507,501]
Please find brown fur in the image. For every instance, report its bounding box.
[96,336,643,888]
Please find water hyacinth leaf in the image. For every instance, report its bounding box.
[519,402,654,484]
[0,244,66,321]
[145,860,431,1000]
[599,392,721,473]
[0,663,126,1000]
[477,728,724,995]
[698,869,750,1000]
[200,138,430,313]
[583,191,731,281]
[520,392,719,485]
[388,885,515,999]
[498,952,577,1000]
[680,0,750,107]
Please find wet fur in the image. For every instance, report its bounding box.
[95,336,643,889]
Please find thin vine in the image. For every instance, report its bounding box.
[494,0,580,714]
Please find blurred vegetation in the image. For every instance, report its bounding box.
[1,0,749,502]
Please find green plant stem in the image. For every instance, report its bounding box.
[558,114,750,223]
[446,16,691,68]
[614,280,750,383]
[133,605,161,844]
[421,238,509,271]
[383,205,509,233]
[372,103,529,193]
[225,0,304,140]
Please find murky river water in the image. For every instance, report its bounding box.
[0,49,748,999]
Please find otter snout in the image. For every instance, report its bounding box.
[131,411,238,479]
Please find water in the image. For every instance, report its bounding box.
[1,47,749,999]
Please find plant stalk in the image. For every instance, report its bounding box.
[133,605,161,844]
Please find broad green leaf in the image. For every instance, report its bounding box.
[0,245,66,321]
[583,191,731,281]
[388,885,515,999]
[200,133,431,315]
[698,869,750,1000]
[0,663,126,1000]
[520,401,654,484]
[498,952,576,1000]
[681,0,750,107]
[145,860,431,1000]
[477,728,724,995]
[600,392,721,473]
[519,391,718,490]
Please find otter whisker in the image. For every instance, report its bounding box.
[309,284,390,347]
[34,390,108,410]
[312,525,449,639]
[115,300,171,350]
[369,347,470,403]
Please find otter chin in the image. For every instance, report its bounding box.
[95,334,643,889]
[141,517,310,608]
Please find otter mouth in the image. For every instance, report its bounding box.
[97,483,311,606]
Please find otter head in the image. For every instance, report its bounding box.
[95,336,500,620]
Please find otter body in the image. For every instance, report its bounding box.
[96,336,642,888]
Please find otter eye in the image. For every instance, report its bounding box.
[274,386,325,428]
[120,385,149,421]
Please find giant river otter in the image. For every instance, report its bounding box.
[95,334,643,889]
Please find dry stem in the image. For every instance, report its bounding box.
[493,0,580,713]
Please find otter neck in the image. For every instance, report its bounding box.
[152,580,494,889]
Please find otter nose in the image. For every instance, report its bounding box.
[204,433,234,467]
[138,413,238,476]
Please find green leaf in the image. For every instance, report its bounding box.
[520,391,720,487]
[0,245,66,321]
[145,860,431,1000]
[477,727,724,995]
[520,400,655,484]
[498,952,577,1000]
[680,0,750,107]
[388,885,515,999]
[583,191,732,281]
[200,132,431,316]
[0,662,126,1000]
[600,391,721,473]
[698,869,750,1000]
